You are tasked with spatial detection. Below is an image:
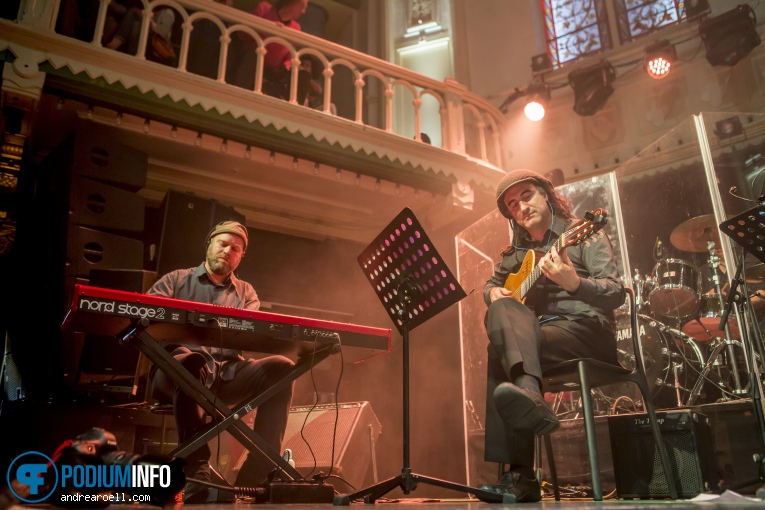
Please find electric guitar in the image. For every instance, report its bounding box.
[503,208,609,303]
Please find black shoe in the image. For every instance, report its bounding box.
[183,481,211,504]
[493,382,560,435]
[477,470,541,503]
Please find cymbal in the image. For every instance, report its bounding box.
[670,214,721,253]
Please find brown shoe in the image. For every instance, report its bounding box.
[493,382,559,435]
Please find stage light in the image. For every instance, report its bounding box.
[292,157,299,169]
[568,60,616,117]
[143,119,150,133]
[644,40,676,79]
[523,82,550,122]
[715,116,743,140]
[268,151,275,164]
[195,133,202,146]
[530,53,552,74]
[700,4,761,67]
[220,140,228,153]
[170,126,178,138]
[115,112,123,125]
[244,145,251,159]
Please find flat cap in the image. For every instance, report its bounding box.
[495,169,552,219]
[208,220,248,250]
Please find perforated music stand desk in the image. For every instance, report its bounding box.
[334,208,505,504]
[720,204,765,264]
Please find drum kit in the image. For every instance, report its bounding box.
[610,214,760,411]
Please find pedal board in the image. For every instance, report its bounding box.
[267,481,335,503]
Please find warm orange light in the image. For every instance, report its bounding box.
[647,56,672,79]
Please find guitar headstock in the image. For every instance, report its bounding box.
[561,208,608,248]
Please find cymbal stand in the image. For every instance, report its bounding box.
[685,242,745,406]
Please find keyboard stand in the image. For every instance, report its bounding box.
[119,317,340,480]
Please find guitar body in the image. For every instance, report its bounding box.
[503,250,540,303]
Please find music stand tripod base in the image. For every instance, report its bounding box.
[334,208,500,504]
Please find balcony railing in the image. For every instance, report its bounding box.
[6,0,505,172]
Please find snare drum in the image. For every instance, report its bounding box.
[649,259,700,318]
[681,293,740,342]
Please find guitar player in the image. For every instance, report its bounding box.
[477,169,625,502]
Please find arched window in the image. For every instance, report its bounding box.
[542,0,688,68]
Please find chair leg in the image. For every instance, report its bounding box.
[577,361,602,501]
[543,434,560,501]
[634,377,679,499]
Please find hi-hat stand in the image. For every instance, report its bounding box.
[719,206,765,498]
[333,208,506,505]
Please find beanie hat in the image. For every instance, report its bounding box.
[207,221,248,250]
[495,169,553,219]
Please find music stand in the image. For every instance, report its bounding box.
[333,208,505,505]
[719,204,765,498]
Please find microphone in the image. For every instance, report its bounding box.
[653,237,664,261]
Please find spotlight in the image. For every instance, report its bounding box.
[644,40,676,79]
[715,116,743,140]
[355,173,361,186]
[374,178,381,191]
[170,126,178,138]
[115,112,123,125]
[56,98,64,111]
[523,82,550,122]
[268,151,275,164]
[244,145,251,159]
[568,60,616,117]
[530,53,552,74]
[700,4,761,67]
[292,157,299,169]
[195,133,202,146]
[86,106,94,119]
[395,183,401,196]
[220,140,228,153]
[335,167,341,179]
[143,119,150,133]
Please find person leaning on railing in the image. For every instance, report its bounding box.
[229,0,312,103]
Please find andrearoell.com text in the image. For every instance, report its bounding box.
[60,493,152,503]
[61,465,171,488]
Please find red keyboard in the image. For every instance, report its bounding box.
[63,285,391,362]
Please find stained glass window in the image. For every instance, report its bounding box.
[542,0,688,68]
[542,0,613,68]
[614,0,686,44]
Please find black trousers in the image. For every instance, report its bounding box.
[151,347,295,480]
[483,298,617,466]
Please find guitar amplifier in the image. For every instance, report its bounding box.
[608,409,719,499]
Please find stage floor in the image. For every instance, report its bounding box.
[14,494,765,509]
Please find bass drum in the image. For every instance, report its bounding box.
[606,312,705,410]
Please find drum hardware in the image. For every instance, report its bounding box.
[705,241,744,397]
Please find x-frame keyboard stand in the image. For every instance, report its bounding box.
[119,317,339,480]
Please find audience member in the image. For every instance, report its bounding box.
[231,0,311,103]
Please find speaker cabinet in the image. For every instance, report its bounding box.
[69,177,145,232]
[608,410,719,499]
[279,402,381,490]
[66,225,144,277]
[69,121,148,190]
[156,190,245,276]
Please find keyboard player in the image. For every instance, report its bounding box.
[147,220,294,502]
